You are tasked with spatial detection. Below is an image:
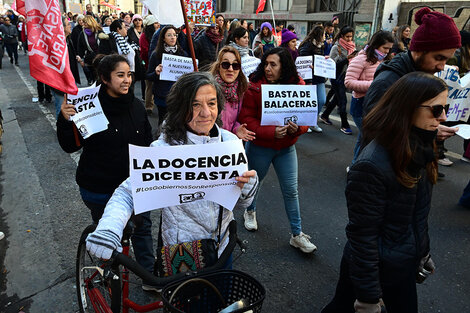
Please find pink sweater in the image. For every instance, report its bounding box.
[344,50,383,98]
[221,98,242,135]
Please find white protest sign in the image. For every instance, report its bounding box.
[295,56,313,80]
[455,124,470,139]
[241,56,261,77]
[435,65,470,122]
[102,26,110,34]
[314,55,336,79]
[260,85,318,126]
[160,54,198,82]
[67,85,109,139]
[129,140,248,214]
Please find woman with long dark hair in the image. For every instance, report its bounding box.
[239,47,316,253]
[210,46,255,141]
[345,30,394,163]
[322,72,447,313]
[320,25,356,135]
[57,54,155,280]
[391,24,411,55]
[146,25,188,125]
[299,25,327,133]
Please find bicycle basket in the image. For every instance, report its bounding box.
[162,269,265,313]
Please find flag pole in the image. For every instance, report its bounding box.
[179,0,198,72]
[269,0,276,33]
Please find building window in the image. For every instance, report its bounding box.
[134,0,143,14]
[267,0,290,11]
[229,0,243,11]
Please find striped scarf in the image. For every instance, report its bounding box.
[111,32,138,55]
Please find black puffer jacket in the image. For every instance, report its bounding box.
[194,29,223,71]
[298,41,326,85]
[344,138,433,303]
[362,51,416,115]
[57,87,152,194]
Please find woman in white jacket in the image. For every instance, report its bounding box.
[85,72,258,271]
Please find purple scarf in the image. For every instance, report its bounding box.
[84,28,98,51]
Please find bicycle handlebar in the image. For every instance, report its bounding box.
[110,220,239,289]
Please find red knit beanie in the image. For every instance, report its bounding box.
[409,7,461,51]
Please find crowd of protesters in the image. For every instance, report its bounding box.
[3,5,470,312]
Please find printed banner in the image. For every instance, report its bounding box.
[24,0,78,94]
[314,55,336,79]
[129,140,248,214]
[435,65,470,122]
[160,54,198,82]
[260,85,318,126]
[241,56,261,77]
[68,85,109,139]
[295,56,313,80]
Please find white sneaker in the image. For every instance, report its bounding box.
[307,128,313,133]
[438,158,453,166]
[243,210,258,231]
[290,232,317,253]
[310,125,323,133]
[0,232,4,240]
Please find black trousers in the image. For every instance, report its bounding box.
[37,81,52,102]
[321,256,418,313]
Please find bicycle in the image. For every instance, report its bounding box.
[76,222,265,313]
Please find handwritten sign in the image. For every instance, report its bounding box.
[185,0,216,26]
[67,85,109,139]
[260,85,318,126]
[314,55,336,79]
[160,54,198,82]
[435,65,470,122]
[241,56,261,77]
[129,140,248,214]
[295,56,313,80]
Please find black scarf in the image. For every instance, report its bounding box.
[99,86,134,115]
[408,126,437,177]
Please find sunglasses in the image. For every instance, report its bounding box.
[419,104,449,118]
[220,62,241,70]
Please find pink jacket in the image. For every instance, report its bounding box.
[221,98,242,135]
[344,50,383,98]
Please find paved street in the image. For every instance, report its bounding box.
[0,52,469,313]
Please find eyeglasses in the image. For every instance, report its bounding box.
[419,104,449,118]
[220,62,241,70]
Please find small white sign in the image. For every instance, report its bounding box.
[241,56,261,78]
[129,140,248,214]
[67,84,109,139]
[160,53,198,82]
[295,56,313,80]
[435,65,470,122]
[260,84,318,126]
[102,26,110,34]
[314,55,336,79]
[455,124,470,139]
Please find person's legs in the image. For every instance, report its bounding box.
[44,84,52,102]
[316,83,326,114]
[145,80,154,112]
[245,142,275,213]
[350,97,364,164]
[321,80,339,120]
[140,79,146,100]
[157,106,168,126]
[321,256,356,313]
[51,89,64,120]
[335,81,350,130]
[272,145,301,235]
[5,43,13,62]
[131,211,155,273]
[37,81,45,102]
[12,43,18,64]
[82,200,106,224]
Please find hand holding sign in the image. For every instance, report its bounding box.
[435,65,470,122]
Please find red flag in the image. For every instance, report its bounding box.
[25,0,78,94]
[16,0,26,16]
[256,0,266,15]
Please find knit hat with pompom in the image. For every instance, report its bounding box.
[409,7,461,51]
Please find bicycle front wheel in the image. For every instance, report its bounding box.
[76,224,122,313]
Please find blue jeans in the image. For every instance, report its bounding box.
[80,187,155,273]
[51,90,64,120]
[316,83,326,114]
[245,142,302,235]
[350,97,364,164]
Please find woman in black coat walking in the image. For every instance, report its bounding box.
[57,54,155,277]
[321,72,448,313]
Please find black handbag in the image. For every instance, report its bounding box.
[154,206,224,277]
